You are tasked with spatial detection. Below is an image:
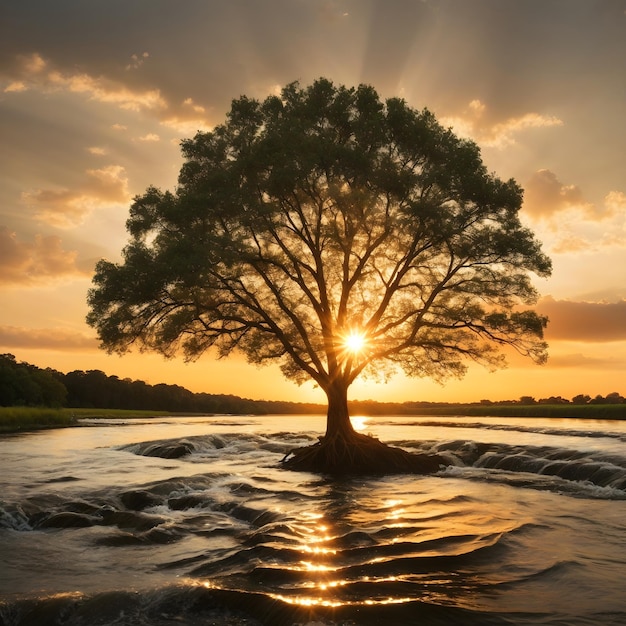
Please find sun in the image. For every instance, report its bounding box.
[343,331,367,354]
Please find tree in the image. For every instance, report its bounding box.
[538,396,569,405]
[589,394,607,405]
[0,353,67,407]
[87,79,551,474]
[604,392,624,404]
[519,396,538,405]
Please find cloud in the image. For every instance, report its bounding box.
[46,69,166,112]
[546,352,626,369]
[3,80,27,93]
[22,165,131,227]
[521,172,626,253]
[2,51,213,131]
[19,52,47,74]
[137,133,160,142]
[125,52,149,71]
[537,297,626,343]
[0,325,97,351]
[183,98,206,114]
[550,234,592,254]
[521,168,626,260]
[0,226,89,286]
[160,99,214,134]
[525,173,626,223]
[161,116,212,136]
[523,169,590,219]
[486,113,563,148]
[605,190,626,214]
[441,99,563,149]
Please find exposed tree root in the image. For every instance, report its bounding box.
[281,432,445,476]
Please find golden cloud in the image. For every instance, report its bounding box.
[3,52,165,113]
[85,165,130,201]
[125,52,149,72]
[523,169,590,219]
[522,172,626,254]
[605,190,626,214]
[19,52,47,74]
[22,165,131,227]
[3,52,213,132]
[0,325,97,351]
[550,234,593,254]
[161,115,213,135]
[524,171,626,224]
[546,352,626,369]
[47,70,166,112]
[3,81,27,93]
[441,100,563,149]
[485,113,563,148]
[538,296,626,343]
[183,97,206,114]
[137,133,160,142]
[0,226,89,286]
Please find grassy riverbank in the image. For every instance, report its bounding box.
[405,403,626,420]
[0,407,174,433]
[1,403,625,434]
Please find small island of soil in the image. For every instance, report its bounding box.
[281,432,445,476]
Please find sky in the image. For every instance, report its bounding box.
[1,0,625,405]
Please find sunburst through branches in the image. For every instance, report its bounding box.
[343,331,367,354]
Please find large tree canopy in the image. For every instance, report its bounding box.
[88,79,551,472]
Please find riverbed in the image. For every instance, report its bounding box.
[1,414,625,625]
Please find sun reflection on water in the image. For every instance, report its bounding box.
[269,593,345,608]
[186,475,556,615]
[273,503,419,609]
[270,592,413,608]
[350,415,369,431]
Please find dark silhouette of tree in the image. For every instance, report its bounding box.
[519,396,538,405]
[604,392,625,404]
[589,394,607,405]
[0,354,67,407]
[589,392,625,405]
[87,79,551,474]
[571,394,591,405]
[538,396,569,404]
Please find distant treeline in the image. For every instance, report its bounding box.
[0,353,320,414]
[1,353,625,416]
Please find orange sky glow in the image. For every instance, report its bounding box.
[1,0,625,405]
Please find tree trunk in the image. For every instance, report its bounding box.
[324,378,356,441]
[281,375,444,476]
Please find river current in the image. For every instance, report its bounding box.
[1,414,625,625]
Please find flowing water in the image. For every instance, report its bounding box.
[1,415,625,625]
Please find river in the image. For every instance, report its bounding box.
[1,414,625,625]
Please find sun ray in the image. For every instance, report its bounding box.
[343,331,367,354]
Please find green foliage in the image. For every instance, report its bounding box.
[61,368,311,414]
[0,407,177,433]
[0,407,76,432]
[423,404,626,419]
[0,353,67,407]
[87,78,551,403]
